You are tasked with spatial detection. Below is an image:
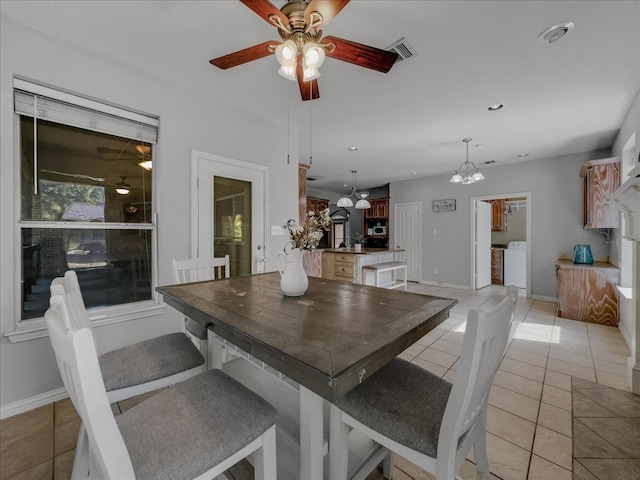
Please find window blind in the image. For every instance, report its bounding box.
[13,78,158,144]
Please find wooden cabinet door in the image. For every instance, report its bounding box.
[490,199,506,232]
[581,160,620,229]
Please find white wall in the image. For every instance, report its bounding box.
[0,18,298,409]
[610,89,639,393]
[390,150,612,298]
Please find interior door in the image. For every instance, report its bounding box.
[394,202,421,282]
[193,151,266,275]
[475,200,492,289]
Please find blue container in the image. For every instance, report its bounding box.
[573,244,594,264]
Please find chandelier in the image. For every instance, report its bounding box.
[337,170,371,209]
[450,138,486,184]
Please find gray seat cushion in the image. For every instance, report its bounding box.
[185,317,207,340]
[99,332,204,391]
[117,369,279,480]
[335,358,452,457]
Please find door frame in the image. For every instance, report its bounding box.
[469,192,531,297]
[393,201,422,282]
[190,149,269,272]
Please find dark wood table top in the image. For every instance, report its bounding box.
[157,273,457,401]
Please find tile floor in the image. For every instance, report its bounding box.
[0,283,637,480]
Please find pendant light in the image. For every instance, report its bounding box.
[337,170,371,209]
[115,176,130,195]
[450,138,486,184]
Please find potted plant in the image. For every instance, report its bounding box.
[351,232,365,252]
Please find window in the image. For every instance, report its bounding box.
[15,78,158,320]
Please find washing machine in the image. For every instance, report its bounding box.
[504,241,526,288]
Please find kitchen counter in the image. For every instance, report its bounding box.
[322,248,405,255]
[555,259,620,271]
[555,260,620,326]
[322,249,405,284]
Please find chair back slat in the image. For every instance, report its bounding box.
[50,270,91,331]
[45,295,135,478]
[172,256,230,284]
[438,286,517,459]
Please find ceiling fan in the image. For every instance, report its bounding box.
[209,0,398,101]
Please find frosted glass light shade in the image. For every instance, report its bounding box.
[278,64,296,81]
[472,171,485,181]
[450,173,463,183]
[337,196,354,207]
[303,43,325,68]
[355,198,371,209]
[276,40,297,66]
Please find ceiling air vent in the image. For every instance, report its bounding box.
[386,37,416,63]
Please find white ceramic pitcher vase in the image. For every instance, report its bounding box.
[276,247,308,296]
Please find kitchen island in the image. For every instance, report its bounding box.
[322,248,405,285]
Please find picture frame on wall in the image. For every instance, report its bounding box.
[432,199,456,212]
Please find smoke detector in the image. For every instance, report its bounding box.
[538,22,575,44]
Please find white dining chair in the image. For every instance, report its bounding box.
[45,294,278,480]
[50,270,205,479]
[172,255,230,370]
[329,285,518,480]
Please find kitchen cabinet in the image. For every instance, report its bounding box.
[490,199,506,232]
[365,198,389,219]
[364,198,389,248]
[580,157,620,229]
[322,249,400,284]
[491,248,504,285]
[306,196,329,214]
[556,260,619,326]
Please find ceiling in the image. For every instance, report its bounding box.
[2,1,639,192]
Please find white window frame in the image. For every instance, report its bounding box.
[5,78,163,343]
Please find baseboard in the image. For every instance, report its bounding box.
[530,294,557,303]
[0,387,67,420]
[419,280,470,290]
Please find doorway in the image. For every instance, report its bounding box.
[191,150,267,275]
[470,192,531,297]
[393,202,421,282]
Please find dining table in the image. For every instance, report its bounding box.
[157,272,457,480]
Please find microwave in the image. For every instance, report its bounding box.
[372,226,387,235]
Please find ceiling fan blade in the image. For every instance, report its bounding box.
[304,0,350,29]
[323,35,398,73]
[296,60,320,101]
[210,40,278,69]
[240,0,289,27]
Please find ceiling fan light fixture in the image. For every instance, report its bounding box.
[278,64,297,81]
[302,64,321,82]
[303,43,325,68]
[276,40,298,66]
[138,160,153,171]
[115,176,130,195]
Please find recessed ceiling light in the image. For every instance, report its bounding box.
[347,146,359,151]
[538,22,575,44]
[518,153,529,157]
[412,172,417,175]
[487,103,504,111]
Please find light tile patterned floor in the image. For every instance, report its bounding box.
[0,282,636,480]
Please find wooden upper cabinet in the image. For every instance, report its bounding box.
[580,158,621,229]
[364,198,389,219]
[307,197,329,214]
[490,199,506,232]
